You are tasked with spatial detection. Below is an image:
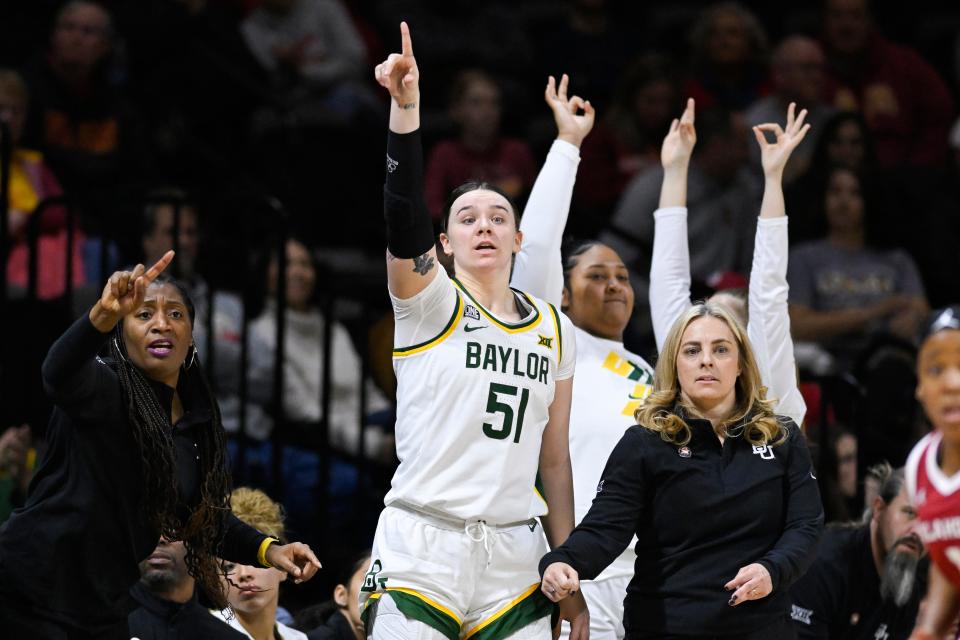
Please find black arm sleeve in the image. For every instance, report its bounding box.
[219,511,269,567]
[384,129,435,259]
[758,424,824,592]
[41,313,117,421]
[540,428,647,580]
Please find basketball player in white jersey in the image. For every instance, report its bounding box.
[362,23,589,640]
[511,92,810,638]
[510,75,653,640]
[648,99,808,429]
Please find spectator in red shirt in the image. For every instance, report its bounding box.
[821,0,954,169]
[423,69,536,221]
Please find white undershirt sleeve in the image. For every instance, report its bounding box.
[511,139,582,307]
[556,311,577,380]
[747,217,807,426]
[649,207,694,352]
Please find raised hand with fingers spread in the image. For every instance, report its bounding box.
[753,102,810,180]
[545,74,595,149]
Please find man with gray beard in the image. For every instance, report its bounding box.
[128,537,246,639]
[789,464,927,639]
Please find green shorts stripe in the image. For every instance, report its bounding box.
[466,586,554,640]
[365,589,462,640]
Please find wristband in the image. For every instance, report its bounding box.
[257,537,280,568]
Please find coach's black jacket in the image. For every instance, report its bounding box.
[789,524,926,640]
[540,409,823,638]
[0,314,267,633]
[128,581,247,640]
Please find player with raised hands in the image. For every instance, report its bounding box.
[0,250,320,638]
[511,72,654,640]
[650,98,810,427]
[361,22,588,640]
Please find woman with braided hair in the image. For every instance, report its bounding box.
[0,250,320,639]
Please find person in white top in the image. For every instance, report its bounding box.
[246,237,391,456]
[211,487,308,640]
[360,23,588,640]
[510,75,655,639]
[649,98,809,427]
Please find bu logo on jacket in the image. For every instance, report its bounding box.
[678,446,692,458]
[752,445,775,460]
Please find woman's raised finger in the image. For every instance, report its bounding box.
[680,97,695,124]
[557,73,569,102]
[545,75,556,101]
[400,21,414,57]
[118,271,132,298]
[752,126,769,148]
[108,272,121,301]
[143,250,175,284]
[791,108,808,134]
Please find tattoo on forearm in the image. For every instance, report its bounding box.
[412,253,435,276]
[401,102,417,110]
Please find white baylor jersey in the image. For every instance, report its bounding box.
[386,268,576,524]
[569,328,654,581]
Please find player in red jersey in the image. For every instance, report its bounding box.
[906,306,960,640]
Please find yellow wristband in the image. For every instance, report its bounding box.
[257,537,279,568]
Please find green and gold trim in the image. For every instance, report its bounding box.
[534,471,547,509]
[464,583,554,640]
[393,294,464,357]
[547,303,563,363]
[452,278,541,333]
[362,588,462,640]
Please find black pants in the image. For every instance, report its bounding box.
[0,597,129,640]
[628,616,797,640]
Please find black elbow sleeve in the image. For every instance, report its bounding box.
[384,129,435,259]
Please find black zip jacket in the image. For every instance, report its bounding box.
[789,524,926,640]
[0,314,267,631]
[128,581,247,640]
[540,412,823,637]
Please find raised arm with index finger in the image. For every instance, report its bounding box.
[365,23,585,640]
[377,22,439,301]
[89,249,175,332]
[0,248,321,634]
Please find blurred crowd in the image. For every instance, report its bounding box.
[2,0,960,622]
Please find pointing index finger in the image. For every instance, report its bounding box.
[143,250,175,284]
[683,97,695,124]
[400,21,413,57]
